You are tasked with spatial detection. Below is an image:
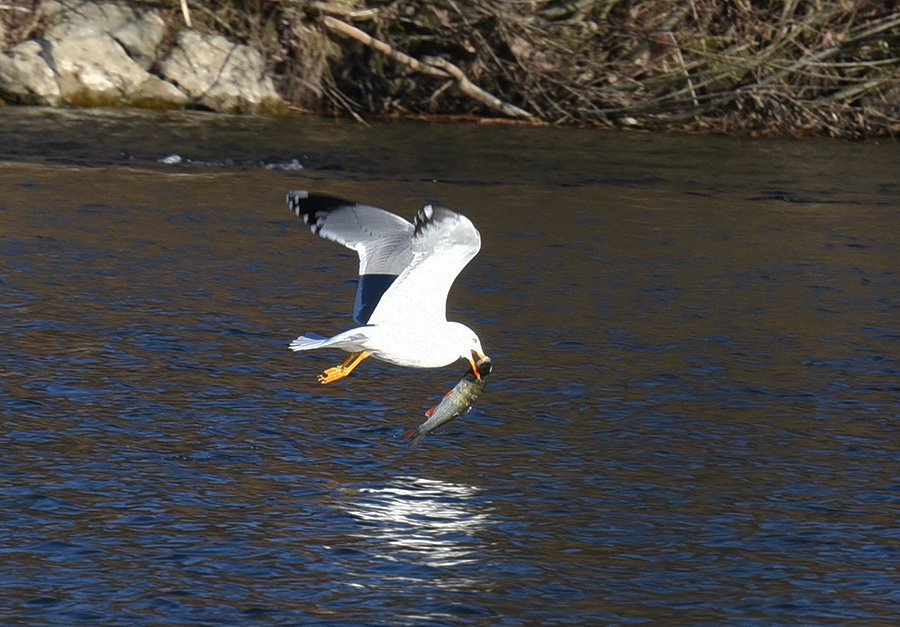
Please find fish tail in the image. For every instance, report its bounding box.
[403,428,426,448]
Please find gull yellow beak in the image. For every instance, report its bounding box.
[469,349,486,379]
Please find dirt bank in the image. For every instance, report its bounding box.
[4,0,900,137]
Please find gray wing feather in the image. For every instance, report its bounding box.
[287,190,416,324]
[287,190,414,276]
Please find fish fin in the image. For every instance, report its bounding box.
[424,406,436,418]
[442,389,454,400]
[403,428,426,448]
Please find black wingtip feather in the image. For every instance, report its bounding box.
[413,204,459,237]
[286,190,355,234]
[286,189,308,218]
[413,205,436,236]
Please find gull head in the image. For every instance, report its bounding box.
[448,322,487,378]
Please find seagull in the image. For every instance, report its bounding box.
[286,190,487,384]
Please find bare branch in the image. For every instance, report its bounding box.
[321,15,536,120]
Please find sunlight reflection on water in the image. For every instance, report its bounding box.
[342,477,490,570]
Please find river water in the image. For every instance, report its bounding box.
[2,107,899,626]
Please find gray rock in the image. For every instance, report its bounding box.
[50,33,188,107]
[110,10,166,71]
[5,0,186,108]
[0,1,283,113]
[0,40,62,105]
[45,0,166,70]
[159,29,285,114]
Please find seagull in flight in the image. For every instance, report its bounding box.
[286,190,487,384]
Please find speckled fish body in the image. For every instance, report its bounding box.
[404,356,492,448]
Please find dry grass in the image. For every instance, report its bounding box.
[280,0,900,136]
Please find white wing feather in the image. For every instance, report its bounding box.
[367,205,481,327]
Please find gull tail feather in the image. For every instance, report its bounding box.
[289,333,330,352]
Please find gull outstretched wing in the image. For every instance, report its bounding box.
[366,205,481,327]
[287,190,414,324]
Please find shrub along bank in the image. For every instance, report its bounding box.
[3,0,899,137]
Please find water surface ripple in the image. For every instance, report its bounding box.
[1,109,899,626]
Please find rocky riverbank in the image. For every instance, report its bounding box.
[0,0,284,113]
[2,0,900,137]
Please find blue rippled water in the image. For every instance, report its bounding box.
[2,108,900,626]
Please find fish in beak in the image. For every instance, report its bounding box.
[469,349,488,379]
[405,354,493,448]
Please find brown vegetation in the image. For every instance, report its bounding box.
[4,0,900,137]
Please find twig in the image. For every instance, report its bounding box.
[326,87,371,127]
[624,5,691,63]
[186,0,237,36]
[321,15,536,120]
[819,71,900,103]
[668,32,698,109]
[758,13,900,87]
[304,1,378,20]
[424,56,536,120]
[180,0,192,27]
[599,0,625,20]
[322,15,447,78]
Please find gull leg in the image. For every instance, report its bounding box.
[318,351,371,384]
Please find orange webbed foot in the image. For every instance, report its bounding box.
[317,350,370,384]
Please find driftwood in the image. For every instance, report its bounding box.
[321,15,535,121]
